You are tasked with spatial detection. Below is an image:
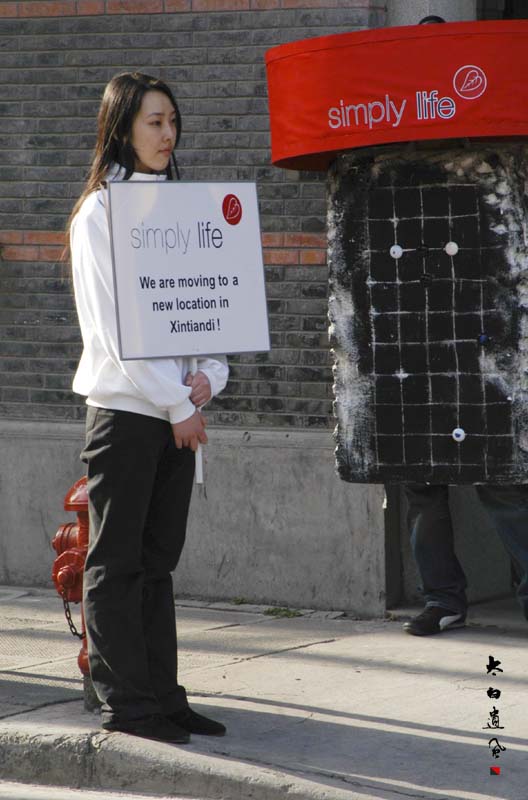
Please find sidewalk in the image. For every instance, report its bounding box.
[0,586,526,800]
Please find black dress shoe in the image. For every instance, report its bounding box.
[167,707,226,736]
[102,712,190,743]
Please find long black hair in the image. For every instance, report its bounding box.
[67,72,181,242]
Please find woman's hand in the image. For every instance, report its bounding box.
[172,410,207,451]
[184,370,212,408]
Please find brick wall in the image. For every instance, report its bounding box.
[0,2,385,426]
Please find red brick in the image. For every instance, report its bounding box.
[300,249,326,265]
[263,249,299,266]
[24,230,66,245]
[0,231,24,245]
[107,0,163,12]
[0,3,18,17]
[284,232,325,248]
[262,232,284,247]
[76,0,104,13]
[19,1,76,16]
[281,0,339,6]
[192,0,249,9]
[251,0,279,7]
[38,245,64,261]
[164,0,190,9]
[1,245,40,261]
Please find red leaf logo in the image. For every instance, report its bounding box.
[453,65,487,100]
[460,70,483,93]
[222,194,242,225]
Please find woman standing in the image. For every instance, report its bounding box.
[69,72,228,743]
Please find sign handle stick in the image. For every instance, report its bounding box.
[190,356,204,485]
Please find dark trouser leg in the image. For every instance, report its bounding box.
[404,484,467,614]
[475,484,528,620]
[142,436,195,713]
[81,408,194,725]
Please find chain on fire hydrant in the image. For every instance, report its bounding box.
[51,476,100,711]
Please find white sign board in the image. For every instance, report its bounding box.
[107,181,270,359]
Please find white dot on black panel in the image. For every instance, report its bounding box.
[445,241,459,256]
[390,245,403,259]
[452,427,466,442]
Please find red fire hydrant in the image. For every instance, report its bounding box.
[51,477,100,710]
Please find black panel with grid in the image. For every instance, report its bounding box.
[331,152,526,484]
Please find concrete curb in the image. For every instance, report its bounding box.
[0,705,372,800]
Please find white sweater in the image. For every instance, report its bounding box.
[71,166,229,424]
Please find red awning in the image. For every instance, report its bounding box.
[265,20,528,170]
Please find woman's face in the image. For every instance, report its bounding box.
[130,90,178,174]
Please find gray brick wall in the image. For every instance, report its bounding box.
[0,5,384,427]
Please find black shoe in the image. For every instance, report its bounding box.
[102,712,190,744]
[403,606,466,636]
[167,707,226,736]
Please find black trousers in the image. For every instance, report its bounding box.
[404,484,528,619]
[81,407,195,725]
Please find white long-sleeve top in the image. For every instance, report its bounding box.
[71,166,229,423]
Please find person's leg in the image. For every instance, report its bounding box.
[475,484,528,620]
[402,484,467,635]
[404,483,468,614]
[141,430,226,736]
[82,408,176,726]
[142,438,195,714]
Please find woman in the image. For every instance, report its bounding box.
[69,72,228,743]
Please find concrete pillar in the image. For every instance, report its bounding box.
[386,0,477,26]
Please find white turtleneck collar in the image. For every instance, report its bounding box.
[106,162,168,183]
